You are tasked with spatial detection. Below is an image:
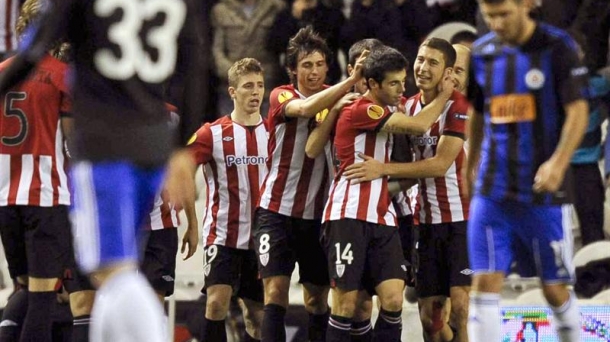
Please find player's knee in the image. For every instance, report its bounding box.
[69,290,95,317]
[205,288,232,320]
[380,292,403,312]
[541,283,570,307]
[303,291,329,313]
[28,277,60,292]
[353,300,373,321]
[264,280,289,306]
[243,310,263,338]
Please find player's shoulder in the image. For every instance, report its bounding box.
[0,56,14,71]
[270,84,298,103]
[472,32,501,56]
[351,97,386,118]
[449,90,469,107]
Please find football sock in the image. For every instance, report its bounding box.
[350,319,373,342]
[261,304,286,342]
[550,290,580,342]
[308,309,330,342]
[90,271,165,342]
[373,308,402,342]
[467,292,501,342]
[203,318,227,342]
[0,289,28,342]
[326,314,352,342]
[71,315,90,342]
[19,291,55,342]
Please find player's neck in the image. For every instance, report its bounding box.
[231,110,261,126]
[515,18,536,46]
[420,88,439,106]
[364,90,388,107]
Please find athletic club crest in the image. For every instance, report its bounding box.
[336,264,345,278]
[259,253,269,267]
[525,68,545,90]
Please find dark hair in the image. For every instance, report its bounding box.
[228,58,264,88]
[478,0,522,4]
[285,26,332,82]
[450,30,478,45]
[419,38,457,68]
[348,38,384,67]
[363,47,408,88]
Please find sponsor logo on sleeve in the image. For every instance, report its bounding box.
[454,113,468,120]
[366,104,385,120]
[278,91,294,104]
[315,108,329,123]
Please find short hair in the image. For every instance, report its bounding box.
[363,47,408,87]
[348,38,384,67]
[285,26,332,82]
[450,30,478,45]
[228,58,264,88]
[419,38,456,68]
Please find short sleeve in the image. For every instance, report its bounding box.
[553,37,589,106]
[443,93,469,140]
[187,123,213,165]
[267,87,297,126]
[350,101,392,131]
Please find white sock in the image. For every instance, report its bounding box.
[550,291,580,342]
[90,271,165,342]
[467,292,501,342]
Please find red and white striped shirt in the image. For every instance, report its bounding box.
[0,0,19,55]
[406,90,469,224]
[0,55,71,207]
[143,190,179,231]
[323,97,397,226]
[258,85,331,220]
[189,115,268,250]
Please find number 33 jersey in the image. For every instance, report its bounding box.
[1,0,204,165]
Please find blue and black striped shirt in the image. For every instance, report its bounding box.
[469,23,588,205]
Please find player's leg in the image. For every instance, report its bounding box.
[140,228,179,302]
[71,161,165,342]
[236,250,265,341]
[294,218,331,342]
[321,219,368,342]
[447,221,472,342]
[571,163,605,245]
[0,206,28,341]
[370,224,406,342]
[527,204,579,342]
[253,209,296,342]
[467,196,514,342]
[201,244,242,342]
[21,206,74,342]
[63,264,95,342]
[415,223,452,342]
[351,290,373,342]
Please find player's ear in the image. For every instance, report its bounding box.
[228,86,236,99]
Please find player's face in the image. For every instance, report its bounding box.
[480,0,530,45]
[414,46,448,92]
[371,69,406,106]
[452,46,470,94]
[294,51,328,94]
[231,72,265,115]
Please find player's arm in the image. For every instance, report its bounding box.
[181,185,199,260]
[0,1,72,93]
[379,73,454,135]
[305,92,359,158]
[284,51,369,119]
[345,135,464,182]
[533,36,590,193]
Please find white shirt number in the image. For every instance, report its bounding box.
[93,0,186,83]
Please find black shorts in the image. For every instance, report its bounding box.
[397,215,416,287]
[201,244,263,303]
[253,208,329,286]
[0,206,73,279]
[321,219,407,292]
[416,221,472,297]
[140,228,179,297]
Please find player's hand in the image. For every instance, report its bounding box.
[165,149,196,210]
[350,50,370,82]
[437,69,455,98]
[181,223,199,260]
[533,159,567,193]
[344,153,384,183]
[332,92,360,112]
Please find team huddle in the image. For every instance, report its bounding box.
[0,0,591,341]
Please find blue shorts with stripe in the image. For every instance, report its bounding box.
[467,195,575,284]
[70,161,165,273]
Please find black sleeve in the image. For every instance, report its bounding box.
[552,36,589,106]
[467,58,484,114]
[177,0,205,146]
[0,1,72,94]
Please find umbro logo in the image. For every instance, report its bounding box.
[223,136,233,142]
[460,268,474,275]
